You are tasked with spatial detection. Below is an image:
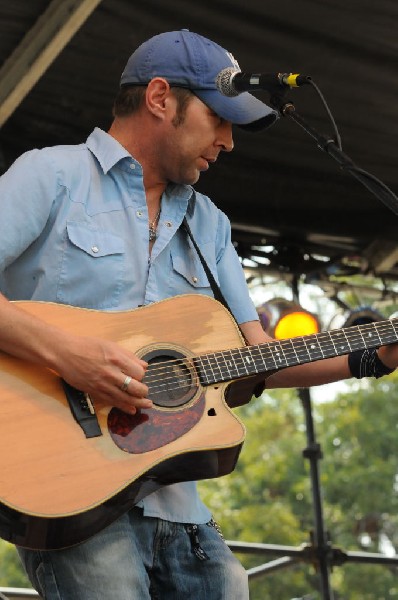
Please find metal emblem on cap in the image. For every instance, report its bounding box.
[225,51,240,71]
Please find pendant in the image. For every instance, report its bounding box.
[149,207,161,242]
[149,226,157,242]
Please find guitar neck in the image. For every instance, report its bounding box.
[195,318,398,386]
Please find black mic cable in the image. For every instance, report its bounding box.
[216,67,342,150]
[216,68,398,213]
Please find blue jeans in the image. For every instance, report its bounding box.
[18,508,249,599]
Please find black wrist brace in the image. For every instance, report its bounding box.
[348,348,395,379]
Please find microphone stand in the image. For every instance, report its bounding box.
[269,92,398,216]
[230,387,337,600]
[226,94,398,599]
[228,387,398,600]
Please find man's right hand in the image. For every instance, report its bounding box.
[56,334,153,415]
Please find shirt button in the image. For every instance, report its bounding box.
[130,163,136,169]
[136,210,143,217]
[192,276,198,283]
[91,246,99,253]
[165,221,172,228]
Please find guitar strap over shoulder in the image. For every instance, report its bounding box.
[181,216,235,317]
[182,217,266,402]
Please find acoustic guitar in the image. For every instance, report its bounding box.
[0,294,396,550]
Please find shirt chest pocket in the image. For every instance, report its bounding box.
[57,221,126,309]
[66,221,125,257]
[169,243,219,293]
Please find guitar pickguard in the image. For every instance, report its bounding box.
[108,394,206,454]
[108,343,204,453]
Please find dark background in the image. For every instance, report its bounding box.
[1,0,397,290]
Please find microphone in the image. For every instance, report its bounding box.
[216,67,312,97]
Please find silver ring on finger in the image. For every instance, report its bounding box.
[120,375,132,392]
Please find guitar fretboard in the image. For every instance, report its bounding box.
[194,318,398,386]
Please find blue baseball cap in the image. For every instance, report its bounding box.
[120,30,278,132]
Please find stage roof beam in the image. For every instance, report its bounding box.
[0,0,102,127]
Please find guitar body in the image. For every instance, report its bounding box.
[4,293,393,550]
[0,295,251,550]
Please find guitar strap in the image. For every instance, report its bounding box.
[182,216,266,402]
[181,216,235,319]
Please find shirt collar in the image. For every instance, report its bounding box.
[86,127,195,206]
[86,127,133,174]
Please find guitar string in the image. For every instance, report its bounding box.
[141,318,398,382]
[141,318,396,384]
[141,320,398,398]
[141,319,398,387]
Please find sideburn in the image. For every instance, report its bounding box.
[171,88,195,127]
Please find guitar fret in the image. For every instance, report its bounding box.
[271,342,289,368]
[211,351,231,381]
[194,318,398,387]
[348,327,378,350]
[286,342,297,364]
[248,345,266,372]
[371,324,383,345]
[325,330,338,356]
[385,324,398,342]
[194,355,211,385]
[317,336,333,358]
[341,330,351,353]
[302,336,323,362]
[330,329,351,353]
[317,334,326,359]
[252,345,268,372]
[245,347,266,374]
[263,343,279,370]
[292,338,311,364]
[222,349,240,379]
[281,339,307,367]
[358,328,374,346]
[289,339,300,364]
[238,348,251,376]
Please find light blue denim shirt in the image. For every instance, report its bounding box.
[0,127,258,523]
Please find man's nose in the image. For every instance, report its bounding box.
[218,121,234,152]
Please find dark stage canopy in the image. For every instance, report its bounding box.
[1,0,398,295]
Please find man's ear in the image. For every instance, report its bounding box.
[145,78,174,120]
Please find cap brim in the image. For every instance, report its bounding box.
[194,89,279,132]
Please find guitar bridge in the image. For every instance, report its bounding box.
[61,380,102,438]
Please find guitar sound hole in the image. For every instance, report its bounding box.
[142,349,198,408]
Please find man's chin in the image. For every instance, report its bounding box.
[170,171,201,186]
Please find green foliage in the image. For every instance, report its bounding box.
[0,540,30,587]
[199,376,398,599]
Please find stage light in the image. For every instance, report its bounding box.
[257,298,321,339]
[328,306,384,330]
[342,306,384,327]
